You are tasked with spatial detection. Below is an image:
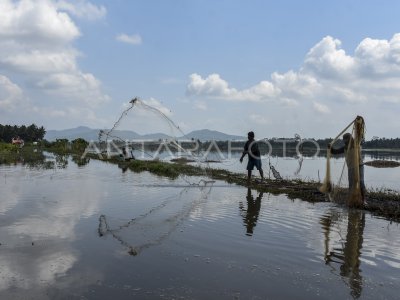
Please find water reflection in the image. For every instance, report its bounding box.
[0,149,47,168]
[321,209,365,299]
[239,188,263,236]
[0,159,103,297]
[365,150,400,161]
[0,149,90,170]
[98,184,214,255]
[1,156,400,299]
[71,155,90,167]
[54,154,68,168]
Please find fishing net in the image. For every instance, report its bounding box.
[99,97,212,184]
[97,97,216,255]
[98,97,184,145]
[320,116,365,207]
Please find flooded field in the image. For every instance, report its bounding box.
[1,154,400,299]
[171,151,400,191]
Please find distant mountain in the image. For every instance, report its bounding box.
[45,127,245,141]
[45,126,98,141]
[45,127,141,141]
[182,129,245,141]
[141,133,172,140]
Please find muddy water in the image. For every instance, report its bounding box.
[0,157,399,299]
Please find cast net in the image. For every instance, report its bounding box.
[97,97,216,255]
[319,116,365,207]
[98,97,211,184]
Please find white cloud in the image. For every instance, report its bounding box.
[2,49,79,74]
[303,36,355,79]
[116,33,142,45]
[184,33,400,137]
[187,73,232,97]
[0,75,25,111]
[271,71,321,98]
[188,34,400,110]
[0,0,80,45]
[313,101,330,114]
[187,73,279,102]
[355,34,400,77]
[36,72,110,105]
[0,0,110,126]
[55,0,107,21]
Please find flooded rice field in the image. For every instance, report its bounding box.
[1,154,400,299]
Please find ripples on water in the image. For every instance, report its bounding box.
[0,157,399,299]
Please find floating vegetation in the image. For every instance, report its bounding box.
[364,160,400,168]
[170,157,196,164]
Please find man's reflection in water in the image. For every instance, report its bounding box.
[321,209,365,299]
[239,188,263,236]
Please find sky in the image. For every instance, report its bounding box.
[1,0,400,138]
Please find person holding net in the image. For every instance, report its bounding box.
[325,116,366,205]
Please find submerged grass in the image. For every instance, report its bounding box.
[0,143,46,166]
[114,158,204,179]
[86,154,400,221]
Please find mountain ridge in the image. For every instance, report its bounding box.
[45,127,246,141]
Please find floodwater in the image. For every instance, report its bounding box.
[155,150,400,191]
[1,154,400,299]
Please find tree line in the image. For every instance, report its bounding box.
[313,137,400,149]
[362,138,400,149]
[0,124,46,142]
[203,137,400,151]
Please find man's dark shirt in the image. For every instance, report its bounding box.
[244,139,261,159]
[330,145,345,155]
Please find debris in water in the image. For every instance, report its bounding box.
[364,160,400,168]
[269,163,282,180]
[170,157,196,163]
[294,133,304,175]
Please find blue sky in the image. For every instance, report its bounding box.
[1,0,400,138]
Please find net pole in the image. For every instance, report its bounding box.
[331,118,356,146]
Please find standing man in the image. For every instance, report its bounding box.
[240,131,264,183]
